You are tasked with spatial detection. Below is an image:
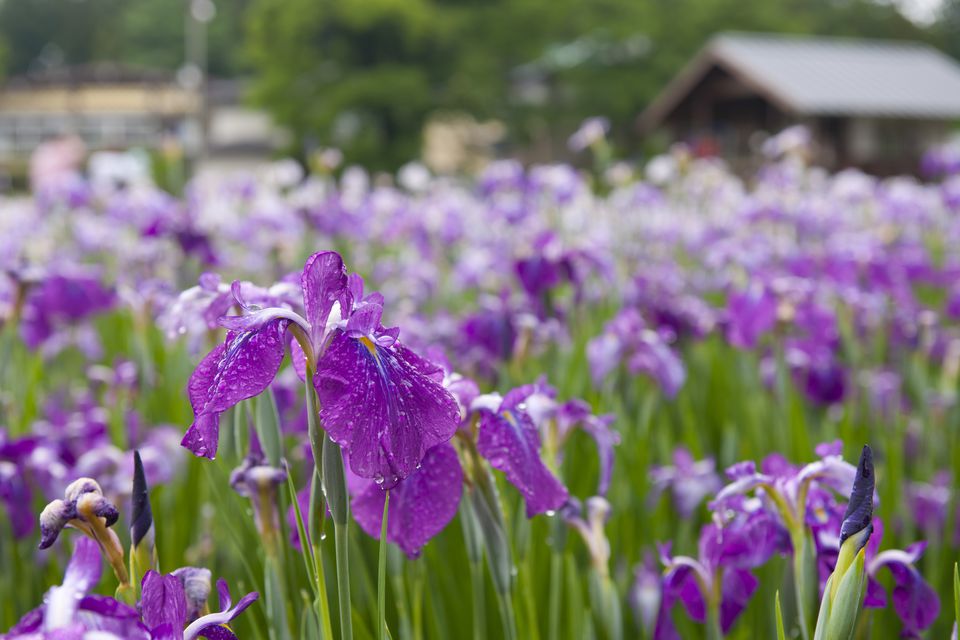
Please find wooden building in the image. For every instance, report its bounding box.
[637,33,960,174]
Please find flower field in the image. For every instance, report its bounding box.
[1,134,959,639]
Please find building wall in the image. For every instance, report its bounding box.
[0,84,199,159]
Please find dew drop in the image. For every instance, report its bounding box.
[545,510,556,517]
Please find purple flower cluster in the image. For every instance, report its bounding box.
[643,443,940,637]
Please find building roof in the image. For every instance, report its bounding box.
[639,33,960,131]
[4,63,177,88]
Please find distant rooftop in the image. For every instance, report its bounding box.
[640,33,960,130]
[4,62,176,88]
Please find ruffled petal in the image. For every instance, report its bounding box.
[351,442,463,558]
[477,407,568,517]
[140,570,188,633]
[44,537,103,630]
[182,322,288,459]
[315,334,460,488]
[183,580,259,640]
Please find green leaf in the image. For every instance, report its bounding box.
[776,591,787,640]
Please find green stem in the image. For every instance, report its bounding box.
[497,591,519,640]
[322,429,352,640]
[378,492,390,640]
[333,522,353,640]
[470,560,487,640]
[706,606,723,640]
[313,543,335,640]
[793,531,816,640]
[548,552,562,640]
[304,374,335,639]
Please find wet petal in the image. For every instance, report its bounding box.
[315,334,460,487]
[351,442,463,558]
[182,322,288,459]
[477,407,568,517]
[301,251,347,345]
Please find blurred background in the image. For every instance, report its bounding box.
[0,0,959,188]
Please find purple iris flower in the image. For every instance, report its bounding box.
[6,536,148,639]
[471,387,569,517]
[906,471,951,532]
[587,308,686,397]
[629,553,662,636]
[181,251,460,489]
[655,506,781,637]
[140,570,259,640]
[18,271,115,350]
[0,429,40,538]
[650,448,722,518]
[712,441,863,542]
[817,517,940,638]
[501,378,619,497]
[7,538,259,639]
[349,441,463,558]
[723,283,778,349]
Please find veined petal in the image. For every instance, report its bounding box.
[351,442,463,558]
[477,407,568,517]
[182,579,258,640]
[315,334,460,488]
[182,321,288,459]
[301,251,347,346]
[140,571,187,633]
[44,537,102,630]
[218,306,307,334]
[719,568,759,633]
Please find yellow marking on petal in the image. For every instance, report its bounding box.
[360,336,378,356]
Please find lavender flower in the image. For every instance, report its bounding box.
[650,448,722,518]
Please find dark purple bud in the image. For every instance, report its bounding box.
[839,445,874,550]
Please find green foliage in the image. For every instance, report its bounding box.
[244,0,937,167]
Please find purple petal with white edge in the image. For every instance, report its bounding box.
[198,626,240,639]
[315,333,460,488]
[140,570,188,632]
[869,544,939,635]
[345,302,384,339]
[183,580,259,640]
[7,606,43,634]
[218,306,306,333]
[75,596,150,638]
[44,537,102,630]
[182,322,288,459]
[477,407,569,517]
[351,442,463,558]
[301,251,347,346]
[712,472,771,504]
[580,414,619,496]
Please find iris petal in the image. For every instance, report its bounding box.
[315,334,460,488]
